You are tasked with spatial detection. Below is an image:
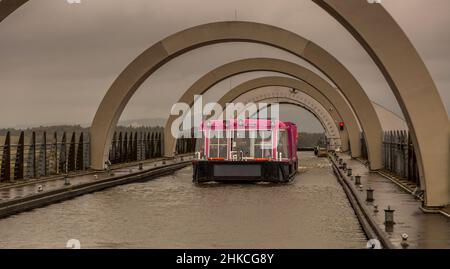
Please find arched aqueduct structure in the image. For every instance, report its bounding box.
[164,58,363,163]
[1,0,448,207]
[214,81,345,150]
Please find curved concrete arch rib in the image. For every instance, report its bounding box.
[233,89,343,149]
[216,76,349,133]
[164,57,366,161]
[0,0,28,23]
[314,0,450,206]
[90,21,383,171]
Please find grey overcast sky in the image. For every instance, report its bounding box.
[0,0,449,132]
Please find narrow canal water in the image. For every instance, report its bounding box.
[0,152,367,248]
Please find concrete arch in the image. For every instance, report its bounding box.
[237,91,341,140]
[215,76,358,138]
[313,0,450,207]
[2,0,447,207]
[233,88,343,150]
[165,58,364,161]
[0,0,28,23]
[88,21,383,171]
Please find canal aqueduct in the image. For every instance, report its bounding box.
[1,0,448,207]
[164,58,363,163]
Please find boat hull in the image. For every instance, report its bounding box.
[192,160,297,183]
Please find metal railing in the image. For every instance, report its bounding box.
[108,131,163,164]
[0,129,166,182]
[383,130,420,186]
[175,136,196,155]
[0,131,90,182]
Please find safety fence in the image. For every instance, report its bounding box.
[382,130,420,186]
[175,136,196,155]
[0,131,90,182]
[108,131,163,164]
[0,128,166,182]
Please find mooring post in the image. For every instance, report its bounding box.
[366,187,374,202]
[347,168,352,176]
[401,234,409,248]
[384,206,395,225]
[64,174,71,186]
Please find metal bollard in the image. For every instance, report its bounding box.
[338,158,343,165]
[373,204,379,213]
[162,160,166,165]
[64,175,71,186]
[366,187,374,202]
[139,162,143,170]
[384,206,395,225]
[401,234,409,249]
[342,162,347,170]
[347,168,352,176]
[355,175,361,185]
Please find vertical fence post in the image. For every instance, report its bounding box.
[14,131,24,180]
[128,132,133,162]
[26,131,37,178]
[51,132,58,175]
[118,132,123,163]
[402,130,407,179]
[150,132,155,158]
[123,132,128,163]
[142,132,147,160]
[68,132,76,172]
[157,132,162,157]
[148,132,152,159]
[37,132,47,178]
[84,132,90,169]
[1,131,11,182]
[110,132,116,164]
[76,132,84,171]
[138,132,143,161]
[133,132,138,161]
[59,132,67,174]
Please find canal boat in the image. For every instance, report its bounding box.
[192,119,298,183]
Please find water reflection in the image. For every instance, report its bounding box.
[0,152,367,248]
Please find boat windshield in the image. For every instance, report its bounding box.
[208,130,227,158]
[231,129,273,159]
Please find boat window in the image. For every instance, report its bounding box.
[277,130,289,159]
[255,130,273,158]
[231,130,251,158]
[231,130,272,159]
[209,130,228,158]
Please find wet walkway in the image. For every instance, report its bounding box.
[0,156,191,203]
[336,153,450,248]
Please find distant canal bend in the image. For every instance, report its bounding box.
[0,152,367,248]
